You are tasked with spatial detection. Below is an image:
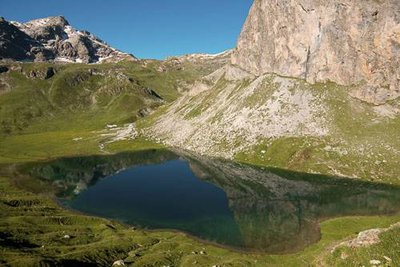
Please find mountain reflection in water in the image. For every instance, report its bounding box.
[20,149,400,253]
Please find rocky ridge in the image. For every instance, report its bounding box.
[0,16,136,63]
[155,49,233,74]
[168,49,233,64]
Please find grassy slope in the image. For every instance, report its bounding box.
[0,59,217,135]
[228,80,400,184]
[1,63,151,134]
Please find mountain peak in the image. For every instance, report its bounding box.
[0,16,136,63]
[25,16,69,28]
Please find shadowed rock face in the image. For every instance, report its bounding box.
[0,17,37,61]
[231,0,400,104]
[0,16,136,63]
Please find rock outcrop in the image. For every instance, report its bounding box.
[231,0,400,105]
[0,16,136,63]
[169,50,233,66]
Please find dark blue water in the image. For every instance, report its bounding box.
[65,159,244,247]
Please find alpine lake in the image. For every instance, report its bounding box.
[16,149,400,254]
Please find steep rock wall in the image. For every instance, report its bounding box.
[231,0,400,104]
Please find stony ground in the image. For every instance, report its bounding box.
[146,64,400,184]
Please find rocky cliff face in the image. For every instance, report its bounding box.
[231,0,400,105]
[0,16,136,63]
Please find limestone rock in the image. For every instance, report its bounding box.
[112,260,125,266]
[24,67,56,80]
[369,259,381,266]
[347,229,382,247]
[231,0,400,104]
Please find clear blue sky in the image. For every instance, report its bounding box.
[1,0,253,59]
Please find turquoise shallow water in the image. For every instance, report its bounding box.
[21,150,400,253]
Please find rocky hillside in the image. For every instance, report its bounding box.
[0,16,135,63]
[231,0,400,105]
[168,50,233,67]
[147,0,400,183]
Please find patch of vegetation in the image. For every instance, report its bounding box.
[235,137,314,169]
[0,129,164,164]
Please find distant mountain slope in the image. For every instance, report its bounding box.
[0,16,136,63]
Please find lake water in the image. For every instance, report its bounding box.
[22,149,400,253]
